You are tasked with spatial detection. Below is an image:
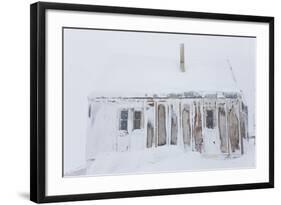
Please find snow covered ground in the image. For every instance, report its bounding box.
[66,139,255,177]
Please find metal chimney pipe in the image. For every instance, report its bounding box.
[180,43,185,72]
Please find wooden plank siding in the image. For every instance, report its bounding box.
[87,95,247,156]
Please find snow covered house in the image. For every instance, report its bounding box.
[86,44,248,161]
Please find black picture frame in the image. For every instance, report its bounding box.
[30,1,274,203]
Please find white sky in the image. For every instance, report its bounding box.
[63,28,256,171]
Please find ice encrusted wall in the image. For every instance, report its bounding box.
[86,95,246,162]
[86,100,145,159]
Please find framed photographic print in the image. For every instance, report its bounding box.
[30,2,274,203]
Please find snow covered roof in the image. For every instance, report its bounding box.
[88,48,241,99]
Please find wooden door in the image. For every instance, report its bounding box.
[146,102,155,148]
[158,104,167,146]
[218,107,228,153]
[228,107,240,153]
[170,105,178,145]
[182,108,191,147]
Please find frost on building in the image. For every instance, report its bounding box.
[86,44,248,161]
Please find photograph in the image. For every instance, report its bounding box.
[63,27,256,177]
[30,2,274,203]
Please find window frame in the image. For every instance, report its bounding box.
[119,109,129,131]
[206,109,214,129]
[133,110,142,130]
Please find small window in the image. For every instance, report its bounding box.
[206,110,214,129]
[133,111,142,130]
[120,110,128,130]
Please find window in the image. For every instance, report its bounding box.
[206,110,214,129]
[133,111,141,130]
[120,110,128,131]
